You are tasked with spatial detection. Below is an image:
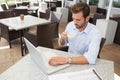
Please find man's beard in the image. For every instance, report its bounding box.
[75,21,87,29]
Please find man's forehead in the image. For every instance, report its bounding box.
[72,12,84,19]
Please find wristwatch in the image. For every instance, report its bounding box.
[68,57,72,64]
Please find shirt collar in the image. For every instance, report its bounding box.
[72,22,92,34]
[82,22,92,34]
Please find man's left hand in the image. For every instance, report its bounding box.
[49,57,69,66]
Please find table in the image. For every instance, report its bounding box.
[0,15,50,55]
[15,6,39,11]
[0,46,114,80]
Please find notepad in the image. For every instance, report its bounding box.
[48,68,103,80]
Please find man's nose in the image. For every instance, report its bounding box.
[73,20,77,24]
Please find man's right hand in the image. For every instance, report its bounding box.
[61,32,68,40]
[60,32,68,45]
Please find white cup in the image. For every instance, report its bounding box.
[67,32,77,39]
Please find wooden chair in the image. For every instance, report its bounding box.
[57,37,106,58]
[24,22,58,48]
[0,10,20,48]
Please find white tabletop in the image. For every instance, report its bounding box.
[0,47,114,80]
[0,15,50,30]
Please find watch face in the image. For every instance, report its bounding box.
[68,57,72,64]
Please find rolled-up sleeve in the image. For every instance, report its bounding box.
[84,32,101,64]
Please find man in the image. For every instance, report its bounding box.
[49,2,101,65]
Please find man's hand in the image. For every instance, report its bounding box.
[61,32,68,40]
[49,57,69,66]
[60,32,68,45]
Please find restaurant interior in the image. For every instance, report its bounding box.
[0,0,120,79]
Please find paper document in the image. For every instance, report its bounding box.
[49,68,103,80]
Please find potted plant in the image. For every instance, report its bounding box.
[20,14,24,20]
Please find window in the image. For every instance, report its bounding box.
[89,0,99,5]
[106,0,120,8]
[0,0,6,4]
[113,0,120,8]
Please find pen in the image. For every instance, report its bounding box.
[93,69,102,80]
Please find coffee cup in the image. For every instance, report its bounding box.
[67,32,77,39]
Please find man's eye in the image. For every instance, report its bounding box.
[75,19,80,21]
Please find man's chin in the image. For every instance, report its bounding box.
[76,26,81,29]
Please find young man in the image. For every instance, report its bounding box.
[49,2,101,65]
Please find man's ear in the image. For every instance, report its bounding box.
[86,16,90,22]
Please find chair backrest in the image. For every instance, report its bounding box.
[1,4,7,10]
[39,8,51,20]
[89,5,97,14]
[49,11,62,38]
[8,4,16,10]
[0,10,14,19]
[37,22,58,48]
[13,9,28,16]
[49,11,62,23]
[21,2,30,6]
[92,13,106,25]
[98,37,106,58]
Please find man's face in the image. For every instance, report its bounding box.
[72,12,89,29]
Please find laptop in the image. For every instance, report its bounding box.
[24,38,70,75]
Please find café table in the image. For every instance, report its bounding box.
[0,15,50,56]
[15,6,39,16]
[15,6,39,11]
[0,46,114,80]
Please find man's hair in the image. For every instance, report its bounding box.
[71,2,90,18]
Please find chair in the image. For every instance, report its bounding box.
[49,11,62,38]
[56,37,106,58]
[8,4,16,10]
[24,22,58,48]
[13,9,29,16]
[49,11,63,49]
[39,9,51,20]
[21,2,30,6]
[0,10,20,48]
[97,37,106,58]
[1,4,7,10]
[39,11,62,38]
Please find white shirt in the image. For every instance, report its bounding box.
[63,21,101,64]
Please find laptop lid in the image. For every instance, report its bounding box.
[24,38,48,74]
[24,38,70,75]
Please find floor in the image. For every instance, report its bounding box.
[0,23,120,77]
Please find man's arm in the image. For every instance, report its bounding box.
[71,56,89,64]
[49,56,89,66]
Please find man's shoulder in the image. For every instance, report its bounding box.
[88,23,101,35]
[88,22,96,27]
[67,21,74,25]
[66,21,75,29]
